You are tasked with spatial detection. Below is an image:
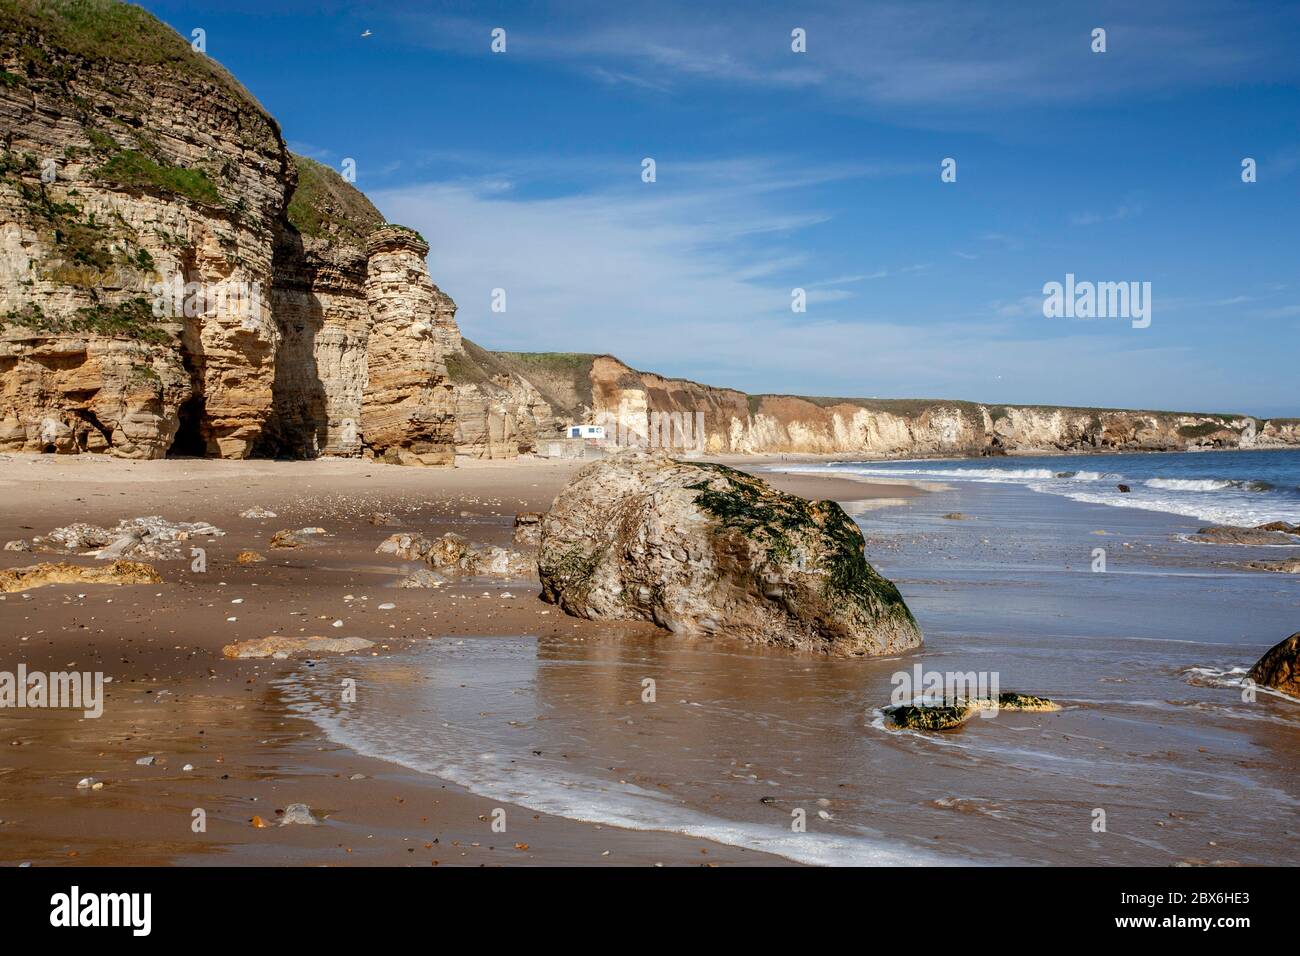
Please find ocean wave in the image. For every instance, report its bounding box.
[1146,478,1274,492]
[773,459,1300,525]
[1040,484,1300,526]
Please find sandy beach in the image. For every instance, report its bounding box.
[0,453,918,866]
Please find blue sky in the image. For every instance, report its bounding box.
[144,1,1300,416]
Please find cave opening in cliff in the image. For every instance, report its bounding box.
[170,394,207,457]
[169,333,208,457]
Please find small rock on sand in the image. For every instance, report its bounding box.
[279,803,319,826]
[221,635,376,659]
[270,528,326,549]
[513,512,545,547]
[239,506,277,519]
[0,560,161,593]
[236,550,266,564]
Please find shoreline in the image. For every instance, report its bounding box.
[0,453,918,867]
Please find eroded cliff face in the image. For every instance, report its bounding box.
[580,355,1299,457]
[260,155,382,458]
[444,340,558,458]
[0,3,463,466]
[0,0,287,458]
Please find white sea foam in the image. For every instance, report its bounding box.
[280,676,973,867]
[769,457,1300,525]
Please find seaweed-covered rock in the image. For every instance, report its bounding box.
[886,692,1061,731]
[537,452,921,655]
[889,703,973,730]
[1192,525,1299,545]
[1248,632,1300,697]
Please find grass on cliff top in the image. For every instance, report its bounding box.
[491,351,598,415]
[286,154,384,246]
[0,0,272,117]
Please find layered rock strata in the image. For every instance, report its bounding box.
[359,227,456,465]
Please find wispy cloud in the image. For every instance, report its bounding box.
[391,0,1300,110]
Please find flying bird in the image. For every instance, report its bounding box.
[361,29,373,38]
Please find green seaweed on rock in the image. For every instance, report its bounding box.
[683,461,917,630]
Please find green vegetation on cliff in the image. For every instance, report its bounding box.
[0,0,272,118]
[94,148,221,206]
[491,351,597,416]
[285,154,383,246]
[1,297,171,343]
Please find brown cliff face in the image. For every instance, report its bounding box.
[0,0,288,458]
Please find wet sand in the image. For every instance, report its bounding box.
[0,452,917,866]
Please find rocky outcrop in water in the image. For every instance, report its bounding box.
[538,452,922,655]
[1248,632,1300,698]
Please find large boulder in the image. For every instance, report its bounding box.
[1248,632,1300,697]
[537,453,922,655]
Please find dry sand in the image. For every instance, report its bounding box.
[0,452,919,867]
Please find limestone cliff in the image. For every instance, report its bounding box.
[359,226,456,465]
[0,1,461,465]
[259,154,381,458]
[0,0,287,457]
[509,352,1299,458]
[444,340,559,458]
